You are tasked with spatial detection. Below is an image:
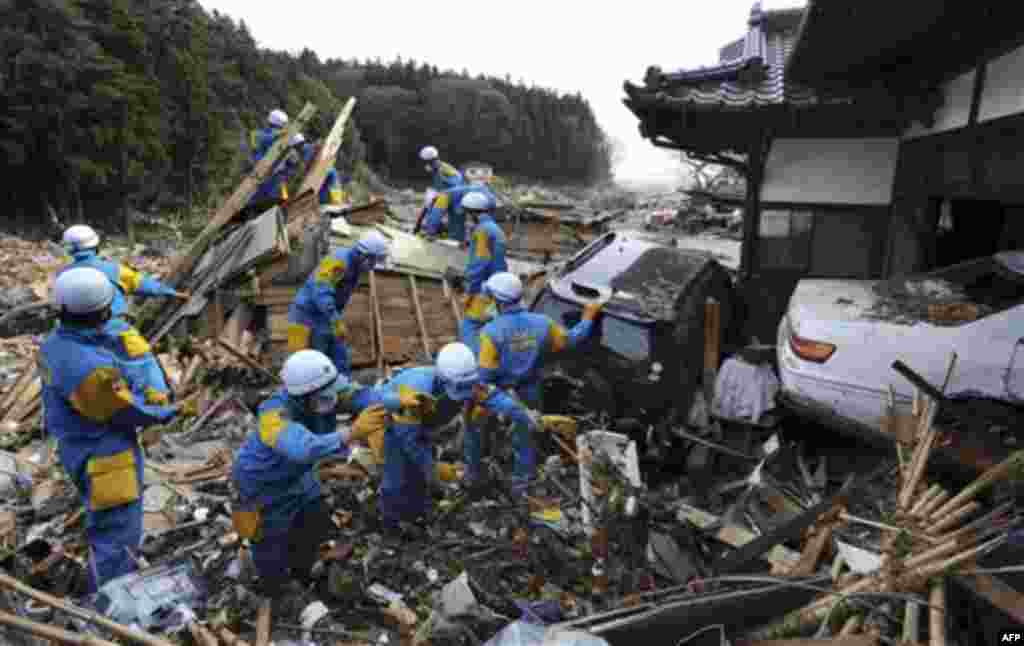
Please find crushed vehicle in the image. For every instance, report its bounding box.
[530,232,741,447]
[778,250,1024,462]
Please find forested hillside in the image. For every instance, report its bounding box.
[0,0,613,230]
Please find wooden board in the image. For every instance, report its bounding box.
[287,98,357,242]
[263,271,459,368]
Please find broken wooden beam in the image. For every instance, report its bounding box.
[0,608,121,646]
[255,599,271,646]
[215,338,281,384]
[369,270,388,378]
[409,275,432,359]
[166,102,317,284]
[286,98,357,241]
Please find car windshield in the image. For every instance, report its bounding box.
[533,291,651,361]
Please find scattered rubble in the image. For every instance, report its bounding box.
[0,118,1019,645]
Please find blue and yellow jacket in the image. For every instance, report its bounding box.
[290,246,362,329]
[377,366,534,429]
[295,144,347,207]
[464,214,507,322]
[249,126,290,204]
[432,161,464,191]
[479,305,594,388]
[232,389,347,534]
[424,185,496,244]
[59,251,177,319]
[102,318,171,406]
[39,327,177,511]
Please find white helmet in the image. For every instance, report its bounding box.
[355,230,390,259]
[54,267,114,315]
[419,146,439,162]
[436,343,478,401]
[484,272,523,304]
[290,133,305,147]
[461,191,493,212]
[268,109,289,128]
[62,225,100,253]
[281,350,342,396]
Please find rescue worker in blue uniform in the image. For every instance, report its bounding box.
[59,225,183,321]
[477,272,602,495]
[246,109,294,213]
[460,191,507,356]
[232,350,389,597]
[374,343,536,531]
[102,317,172,406]
[39,268,190,591]
[287,230,391,376]
[419,145,464,191]
[422,183,497,245]
[285,134,350,208]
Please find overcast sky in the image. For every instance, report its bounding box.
[197,0,805,190]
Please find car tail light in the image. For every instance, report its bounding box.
[789,332,835,363]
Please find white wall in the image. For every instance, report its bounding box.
[760,138,900,205]
[903,70,975,139]
[979,44,1024,123]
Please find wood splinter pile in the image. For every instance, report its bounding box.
[757,353,1023,642]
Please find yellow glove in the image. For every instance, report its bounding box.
[333,319,349,340]
[178,397,200,417]
[350,404,388,442]
[144,387,170,406]
[462,294,472,311]
[436,462,463,482]
[582,301,605,321]
[541,415,578,440]
[468,403,490,424]
[367,427,386,464]
[399,390,437,420]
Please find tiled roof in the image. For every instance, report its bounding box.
[624,3,819,111]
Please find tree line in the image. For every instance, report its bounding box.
[0,0,613,232]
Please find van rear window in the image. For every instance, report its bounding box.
[533,291,651,361]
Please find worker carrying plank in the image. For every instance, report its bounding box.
[285,133,352,208]
[422,183,497,245]
[460,190,507,356]
[287,230,391,376]
[39,268,196,592]
[475,272,602,496]
[232,350,388,600]
[243,109,300,216]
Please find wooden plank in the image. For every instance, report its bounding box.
[1,368,36,421]
[745,638,878,646]
[287,98,357,241]
[369,270,387,376]
[167,103,317,283]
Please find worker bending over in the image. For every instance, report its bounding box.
[460,190,507,356]
[422,184,496,245]
[39,268,191,591]
[374,343,536,531]
[232,350,387,598]
[287,230,391,376]
[245,109,295,214]
[477,272,601,495]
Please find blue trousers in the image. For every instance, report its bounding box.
[379,424,433,528]
[510,382,542,497]
[287,315,352,378]
[250,498,333,597]
[87,501,143,592]
[464,381,542,495]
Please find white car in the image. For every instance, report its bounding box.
[777,251,1024,433]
